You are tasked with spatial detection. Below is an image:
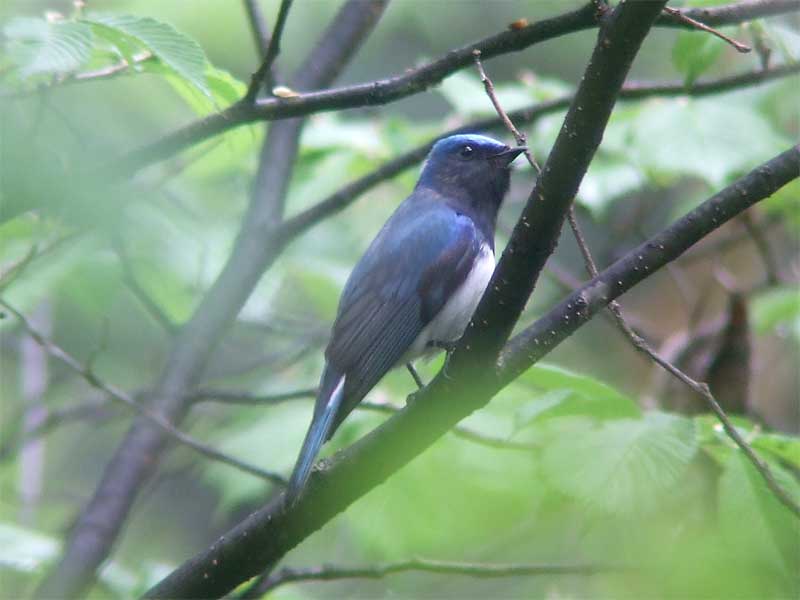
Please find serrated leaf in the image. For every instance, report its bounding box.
[85,14,209,96]
[751,286,800,339]
[578,155,645,217]
[541,412,698,515]
[718,452,800,573]
[672,31,725,86]
[753,433,800,468]
[438,71,535,117]
[517,363,641,420]
[630,97,790,188]
[4,18,93,77]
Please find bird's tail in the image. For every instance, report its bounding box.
[286,373,346,503]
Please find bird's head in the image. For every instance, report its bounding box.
[417,134,525,212]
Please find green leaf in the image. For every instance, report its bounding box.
[4,17,93,77]
[751,286,800,338]
[438,71,535,117]
[761,22,800,62]
[672,31,725,86]
[761,179,800,231]
[630,97,790,188]
[578,154,645,217]
[0,522,138,594]
[517,363,641,420]
[85,14,209,96]
[718,452,800,574]
[541,412,698,515]
[753,433,800,468]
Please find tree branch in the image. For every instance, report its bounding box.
[144,145,799,600]
[661,6,751,53]
[0,299,287,486]
[196,389,538,451]
[243,0,294,103]
[656,0,800,27]
[242,0,271,57]
[242,559,628,597]
[107,0,799,178]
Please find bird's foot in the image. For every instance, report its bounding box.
[406,363,425,390]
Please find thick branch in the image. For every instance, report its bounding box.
[145,145,799,600]
[108,0,799,178]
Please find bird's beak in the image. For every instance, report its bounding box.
[493,145,527,166]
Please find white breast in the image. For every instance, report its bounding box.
[403,243,495,362]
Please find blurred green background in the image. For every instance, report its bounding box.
[1,0,799,598]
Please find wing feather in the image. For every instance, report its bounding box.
[323,195,484,431]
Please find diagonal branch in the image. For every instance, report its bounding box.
[145,145,799,600]
[242,558,629,597]
[242,0,271,57]
[196,389,538,451]
[0,299,287,485]
[243,0,294,102]
[661,6,751,53]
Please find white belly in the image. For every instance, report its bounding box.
[403,243,495,362]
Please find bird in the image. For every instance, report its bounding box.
[286,133,525,501]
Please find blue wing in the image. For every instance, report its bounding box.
[324,192,483,431]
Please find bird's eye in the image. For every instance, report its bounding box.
[460,145,474,159]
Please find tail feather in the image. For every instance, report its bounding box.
[286,375,346,503]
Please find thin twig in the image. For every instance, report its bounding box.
[740,212,782,284]
[242,0,271,57]
[112,239,177,335]
[242,559,628,597]
[0,397,117,462]
[195,389,538,452]
[0,299,287,486]
[0,234,78,293]
[475,51,799,519]
[1,53,154,99]
[662,6,751,53]
[473,51,541,173]
[406,363,426,389]
[244,0,294,102]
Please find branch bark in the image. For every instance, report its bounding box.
[144,144,800,600]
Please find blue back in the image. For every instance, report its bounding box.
[323,189,484,429]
